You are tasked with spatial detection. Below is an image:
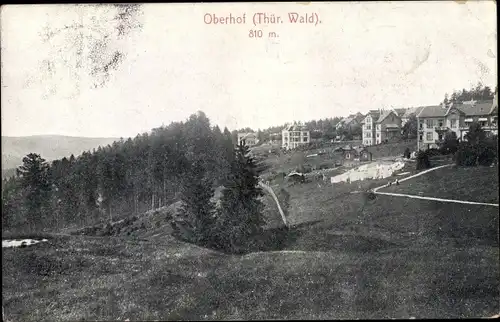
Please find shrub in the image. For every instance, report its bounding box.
[403,148,411,159]
[416,150,431,170]
[426,148,441,157]
[455,135,497,167]
[439,131,459,155]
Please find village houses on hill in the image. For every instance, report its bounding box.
[416,99,497,150]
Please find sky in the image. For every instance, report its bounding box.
[1,2,497,138]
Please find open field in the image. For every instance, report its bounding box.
[381,165,499,204]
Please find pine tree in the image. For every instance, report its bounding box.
[173,160,216,246]
[216,142,265,253]
[16,153,51,231]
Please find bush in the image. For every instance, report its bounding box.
[403,148,411,159]
[426,148,441,157]
[416,150,431,170]
[455,136,497,167]
[439,131,459,155]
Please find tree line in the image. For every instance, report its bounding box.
[1,111,264,247]
[443,83,496,105]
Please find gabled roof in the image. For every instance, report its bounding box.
[376,110,400,123]
[353,112,365,123]
[393,108,408,116]
[402,106,425,118]
[361,110,381,123]
[416,105,446,118]
[444,105,466,117]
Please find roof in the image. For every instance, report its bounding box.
[361,110,381,123]
[376,110,400,123]
[393,108,408,116]
[353,112,365,123]
[284,124,308,131]
[457,102,494,116]
[402,106,425,118]
[238,132,257,139]
[416,105,446,118]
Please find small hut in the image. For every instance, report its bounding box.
[286,171,306,184]
[343,147,372,162]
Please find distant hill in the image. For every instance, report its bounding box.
[1,135,120,176]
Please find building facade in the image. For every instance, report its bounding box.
[361,110,402,146]
[282,123,310,150]
[237,132,258,147]
[375,110,402,144]
[416,101,498,150]
[361,110,380,146]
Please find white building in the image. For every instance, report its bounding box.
[237,132,258,147]
[282,122,310,150]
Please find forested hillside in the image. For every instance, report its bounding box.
[2,111,236,234]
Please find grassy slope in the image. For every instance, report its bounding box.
[367,140,417,159]
[3,197,498,320]
[381,165,499,203]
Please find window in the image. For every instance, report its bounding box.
[426,132,433,141]
[303,137,308,142]
[450,119,457,128]
[376,133,380,137]
[419,134,423,141]
[366,124,371,130]
[438,119,444,127]
[426,119,434,128]
[376,124,381,130]
[365,132,371,138]
[419,122,423,129]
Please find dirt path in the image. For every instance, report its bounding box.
[373,164,500,207]
[259,181,288,227]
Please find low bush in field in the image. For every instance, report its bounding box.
[455,140,497,167]
[416,151,431,170]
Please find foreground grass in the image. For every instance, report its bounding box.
[3,191,499,320]
[381,165,499,203]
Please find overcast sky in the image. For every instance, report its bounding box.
[1,2,497,138]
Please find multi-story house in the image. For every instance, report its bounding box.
[335,112,364,131]
[416,100,497,150]
[361,110,380,146]
[282,122,310,150]
[237,132,258,147]
[401,106,425,126]
[375,110,402,144]
[361,110,402,145]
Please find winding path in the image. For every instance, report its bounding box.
[258,181,288,227]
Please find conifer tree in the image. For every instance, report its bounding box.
[173,160,216,246]
[216,141,265,252]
